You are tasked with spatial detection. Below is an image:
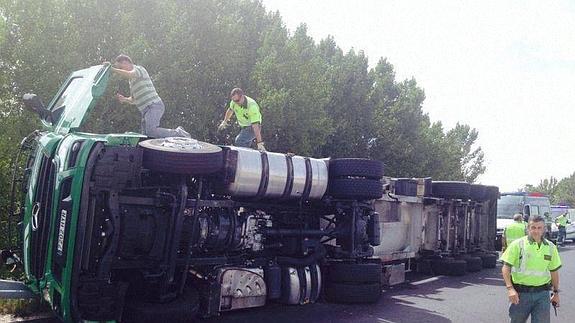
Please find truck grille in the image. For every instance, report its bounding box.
[29,153,56,280]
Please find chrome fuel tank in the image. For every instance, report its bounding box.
[225,147,328,200]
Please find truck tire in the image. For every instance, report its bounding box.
[122,288,199,323]
[474,253,497,268]
[445,259,467,276]
[324,282,382,304]
[416,259,434,275]
[431,257,466,276]
[494,235,503,251]
[457,255,482,272]
[485,185,500,200]
[139,137,223,175]
[328,178,383,200]
[470,184,487,201]
[431,181,471,200]
[326,262,382,283]
[430,257,452,275]
[329,158,384,179]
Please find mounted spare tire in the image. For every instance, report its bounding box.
[329,158,384,179]
[431,181,471,200]
[328,178,383,200]
[139,137,223,175]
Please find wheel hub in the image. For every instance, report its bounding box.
[159,137,203,151]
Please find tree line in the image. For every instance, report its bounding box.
[524,175,575,206]
[0,0,486,249]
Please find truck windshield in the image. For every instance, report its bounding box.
[50,76,85,125]
[497,195,523,219]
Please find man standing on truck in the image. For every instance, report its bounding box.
[502,213,526,252]
[217,88,265,151]
[554,211,570,245]
[109,55,190,138]
[500,215,561,323]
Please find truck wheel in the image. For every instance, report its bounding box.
[445,259,467,276]
[430,257,452,275]
[416,259,434,275]
[431,181,471,200]
[457,255,482,272]
[474,253,497,268]
[122,288,199,323]
[328,178,383,200]
[326,262,382,283]
[324,282,381,304]
[139,137,223,175]
[484,185,500,200]
[469,184,487,201]
[329,158,384,179]
[431,257,466,276]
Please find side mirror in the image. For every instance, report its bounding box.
[23,93,52,123]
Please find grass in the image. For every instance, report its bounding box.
[0,298,49,317]
[0,266,50,317]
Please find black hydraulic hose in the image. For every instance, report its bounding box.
[276,244,326,267]
[387,192,399,202]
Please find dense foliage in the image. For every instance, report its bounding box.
[525,175,575,206]
[0,0,485,251]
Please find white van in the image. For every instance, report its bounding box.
[496,192,556,249]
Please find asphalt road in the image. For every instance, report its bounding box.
[207,244,574,323]
[4,244,574,323]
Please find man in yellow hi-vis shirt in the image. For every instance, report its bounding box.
[502,213,527,252]
[554,212,570,245]
[500,215,561,323]
[217,88,265,151]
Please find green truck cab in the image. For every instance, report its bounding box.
[6,65,385,322]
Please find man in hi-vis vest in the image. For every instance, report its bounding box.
[502,213,527,252]
[500,215,561,323]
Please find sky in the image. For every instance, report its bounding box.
[260,0,575,192]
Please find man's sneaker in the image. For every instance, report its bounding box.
[176,126,191,138]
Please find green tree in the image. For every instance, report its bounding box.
[554,174,575,206]
[526,175,575,205]
[443,123,486,182]
[0,0,490,256]
[317,37,374,158]
[252,24,332,156]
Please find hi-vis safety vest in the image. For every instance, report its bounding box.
[505,221,526,245]
[500,236,562,286]
[556,215,569,227]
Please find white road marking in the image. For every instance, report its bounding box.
[411,276,445,285]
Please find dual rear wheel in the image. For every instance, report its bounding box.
[328,158,384,200]
[323,261,383,304]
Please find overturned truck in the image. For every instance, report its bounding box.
[4,64,499,322]
[5,65,386,322]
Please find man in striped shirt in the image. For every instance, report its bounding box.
[111,54,190,138]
